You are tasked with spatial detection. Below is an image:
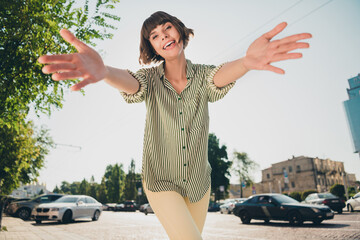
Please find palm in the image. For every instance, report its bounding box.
[38,29,107,91]
[243,22,312,74]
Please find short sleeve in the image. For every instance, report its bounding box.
[120,68,148,103]
[206,63,236,103]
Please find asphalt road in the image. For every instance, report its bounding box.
[1,210,359,240]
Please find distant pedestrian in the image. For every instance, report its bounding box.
[38,11,311,240]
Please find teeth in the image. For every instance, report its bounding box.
[164,41,174,49]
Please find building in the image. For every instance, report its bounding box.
[343,74,360,157]
[10,182,50,198]
[260,156,356,193]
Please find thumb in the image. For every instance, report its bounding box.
[60,29,89,52]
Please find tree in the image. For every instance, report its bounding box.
[53,185,61,194]
[124,159,137,201]
[79,178,90,195]
[289,191,302,202]
[89,175,98,200]
[232,151,259,198]
[105,164,125,203]
[208,133,232,201]
[330,184,345,199]
[0,0,121,196]
[0,120,53,195]
[97,176,108,204]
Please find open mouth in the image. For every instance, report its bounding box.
[163,40,175,50]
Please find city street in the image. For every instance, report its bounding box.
[1,210,359,240]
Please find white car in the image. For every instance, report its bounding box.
[31,195,102,224]
[219,199,236,214]
[346,192,360,212]
[143,203,154,215]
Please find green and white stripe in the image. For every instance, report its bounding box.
[121,59,235,203]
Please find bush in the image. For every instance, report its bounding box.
[289,191,302,202]
[301,190,318,201]
[330,184,345,198]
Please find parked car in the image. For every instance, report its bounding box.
[103,203,116,211]
[7,194,63,220]
[346,192,360,212]
[220,199,236,214]
[233,193,334,225]
[208,202,220,212]
[143,203,154,215]
[303,193,345,213]
[31,195,102,224]
[3,197,31,215]
[228,198,247,213]
[139,203,148,212]
[115,200,137,212]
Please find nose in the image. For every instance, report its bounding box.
[161,32,168,40]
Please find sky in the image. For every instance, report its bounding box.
[29,0,360,191]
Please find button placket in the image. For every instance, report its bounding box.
[178,93,188,184]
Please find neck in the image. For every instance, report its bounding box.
[164,52,187,82]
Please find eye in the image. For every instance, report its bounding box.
[166,25,171,30]
[152,35,158,40]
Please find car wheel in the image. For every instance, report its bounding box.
[337,209,343,214]
[35,220,42,224]
[312,219,323,225]
[92,210,100,221]
[62,210,72,224]
[17,208,31,220]
[228,210,231,214]
[239,211,251,224]
[288,211,303,226]
[144,210,148,215]
[348,204,354,212]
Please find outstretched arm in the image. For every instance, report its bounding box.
[38,29,139,93]
[213,22,312,87]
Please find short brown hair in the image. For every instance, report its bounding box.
[139,11,194,65]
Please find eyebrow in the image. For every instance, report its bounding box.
[149,22,170,38]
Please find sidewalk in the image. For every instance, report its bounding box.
[0,216,84,240]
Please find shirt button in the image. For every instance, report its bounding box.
[182,146,186,149]
[181,128,184,131]
[180,111,183,115]
[183,179,186,182]
[178,97,181,100]
[184,163,187,166]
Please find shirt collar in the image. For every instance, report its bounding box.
[158,59,194,80]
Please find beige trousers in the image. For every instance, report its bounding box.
[143,181,211,240]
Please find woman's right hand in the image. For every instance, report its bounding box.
[38,29,108,91]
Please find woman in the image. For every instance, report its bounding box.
[38,11,311,240]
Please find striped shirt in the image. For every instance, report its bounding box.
[121,59,235,203]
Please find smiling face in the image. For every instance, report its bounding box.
[139,11,194,65]
[149,22,184,61]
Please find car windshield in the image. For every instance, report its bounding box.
[55,196,79,203]
[318,193,336,199]
[272,195,299,204]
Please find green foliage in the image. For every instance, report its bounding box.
[301,190,318,201]
[232,151,258,198]
[208,133,232,201]
[330,184,345,198]
[289,191,302,202]
[123,159,137,201]
[0,119,53,194]
[0,0,121,196]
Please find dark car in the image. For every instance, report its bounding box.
[7,194,63,220]
[233,193,334,225]
[115,200,137,212]
[303,193,345,214]
[208,202,220,212]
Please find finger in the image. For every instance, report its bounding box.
[263,64,285,74]
[277,42,309,54]
[263,22,287,40]
[60,29,89,52]
[38,54,73,64]
[277,33,312,45]
[52,71,83,81]
[271,52,303,62]
[42,63,76,74]
[71,79,92,91]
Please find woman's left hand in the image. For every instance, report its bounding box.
[243,22,312,74]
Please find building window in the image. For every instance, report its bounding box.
[296,165,301,173]
[267,173,270,179]
[289,166,292,172]
[291,182,295,188]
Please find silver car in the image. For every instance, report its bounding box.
[31,195,102,224]
[346,192,360,212]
